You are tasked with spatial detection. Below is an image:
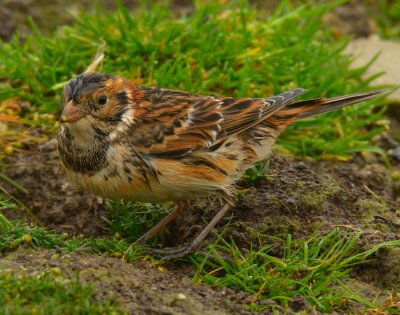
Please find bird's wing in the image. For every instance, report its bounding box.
[129,86,306,158]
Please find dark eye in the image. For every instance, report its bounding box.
[98,95,108,105]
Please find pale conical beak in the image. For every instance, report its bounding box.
[60,101,83,123]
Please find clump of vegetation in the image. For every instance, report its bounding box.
[104,199,172,242]
[193,229,400,313]
[242,160,271,186]
[0,270,124,314]
[365,0,400,40]
[0,0,386,157]
[0,212,144,260]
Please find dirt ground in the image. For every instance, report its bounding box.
[1,0,400,314]
[3,131,400,243]
[1,248,255,315]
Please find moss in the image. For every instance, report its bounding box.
[357,199,391,214]
[378,248,400,291]
[245,218,302,238]
[301,191,326,213]
[356,198,398,232]
[301,176,342,214]
[320,177,342,196]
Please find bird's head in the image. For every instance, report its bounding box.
[60,72,136,139]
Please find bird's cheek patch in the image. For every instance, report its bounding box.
[87,98,100,112]
[97,101,120,119]
[96,103,129,125]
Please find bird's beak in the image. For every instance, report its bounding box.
[60,100,83,123]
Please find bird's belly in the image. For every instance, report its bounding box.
[63,165,208,202]
[61,143,234,202]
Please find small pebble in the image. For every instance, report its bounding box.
[51,253,60,260]
[50,267,62,275]
[393,146,400,161]
[177,293,187,300]
[4,146,14,155]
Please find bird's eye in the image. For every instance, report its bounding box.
[98,95,108,105]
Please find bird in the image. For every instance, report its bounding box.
[57,72,384,259]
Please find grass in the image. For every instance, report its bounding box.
[365,0,400,40]
[0,212,145,261]
[0,0,388,158]
[0,194,168,259]
[103,199,172,243]
[242,160,271,186]
[193,229,400,313]
[0,209,132,313]
[1,210,400,313]
[0,271,124,314]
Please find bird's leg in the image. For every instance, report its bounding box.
[137,200,188,244]
[148,193,235,260]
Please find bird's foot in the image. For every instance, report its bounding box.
[145,243,199,260]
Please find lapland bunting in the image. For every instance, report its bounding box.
[58,72,383,258]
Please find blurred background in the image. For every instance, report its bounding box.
[1,0,399,41]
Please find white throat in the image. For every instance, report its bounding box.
[61,118,98,149]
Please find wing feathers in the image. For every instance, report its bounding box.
[128,86,383,159]
[280,90,385,120]
[218,88,307,138]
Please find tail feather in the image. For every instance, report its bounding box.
[285,90,386,120]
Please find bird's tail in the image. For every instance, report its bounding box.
[282,90,385,121]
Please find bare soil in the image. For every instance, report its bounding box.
[0,248,254,315]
